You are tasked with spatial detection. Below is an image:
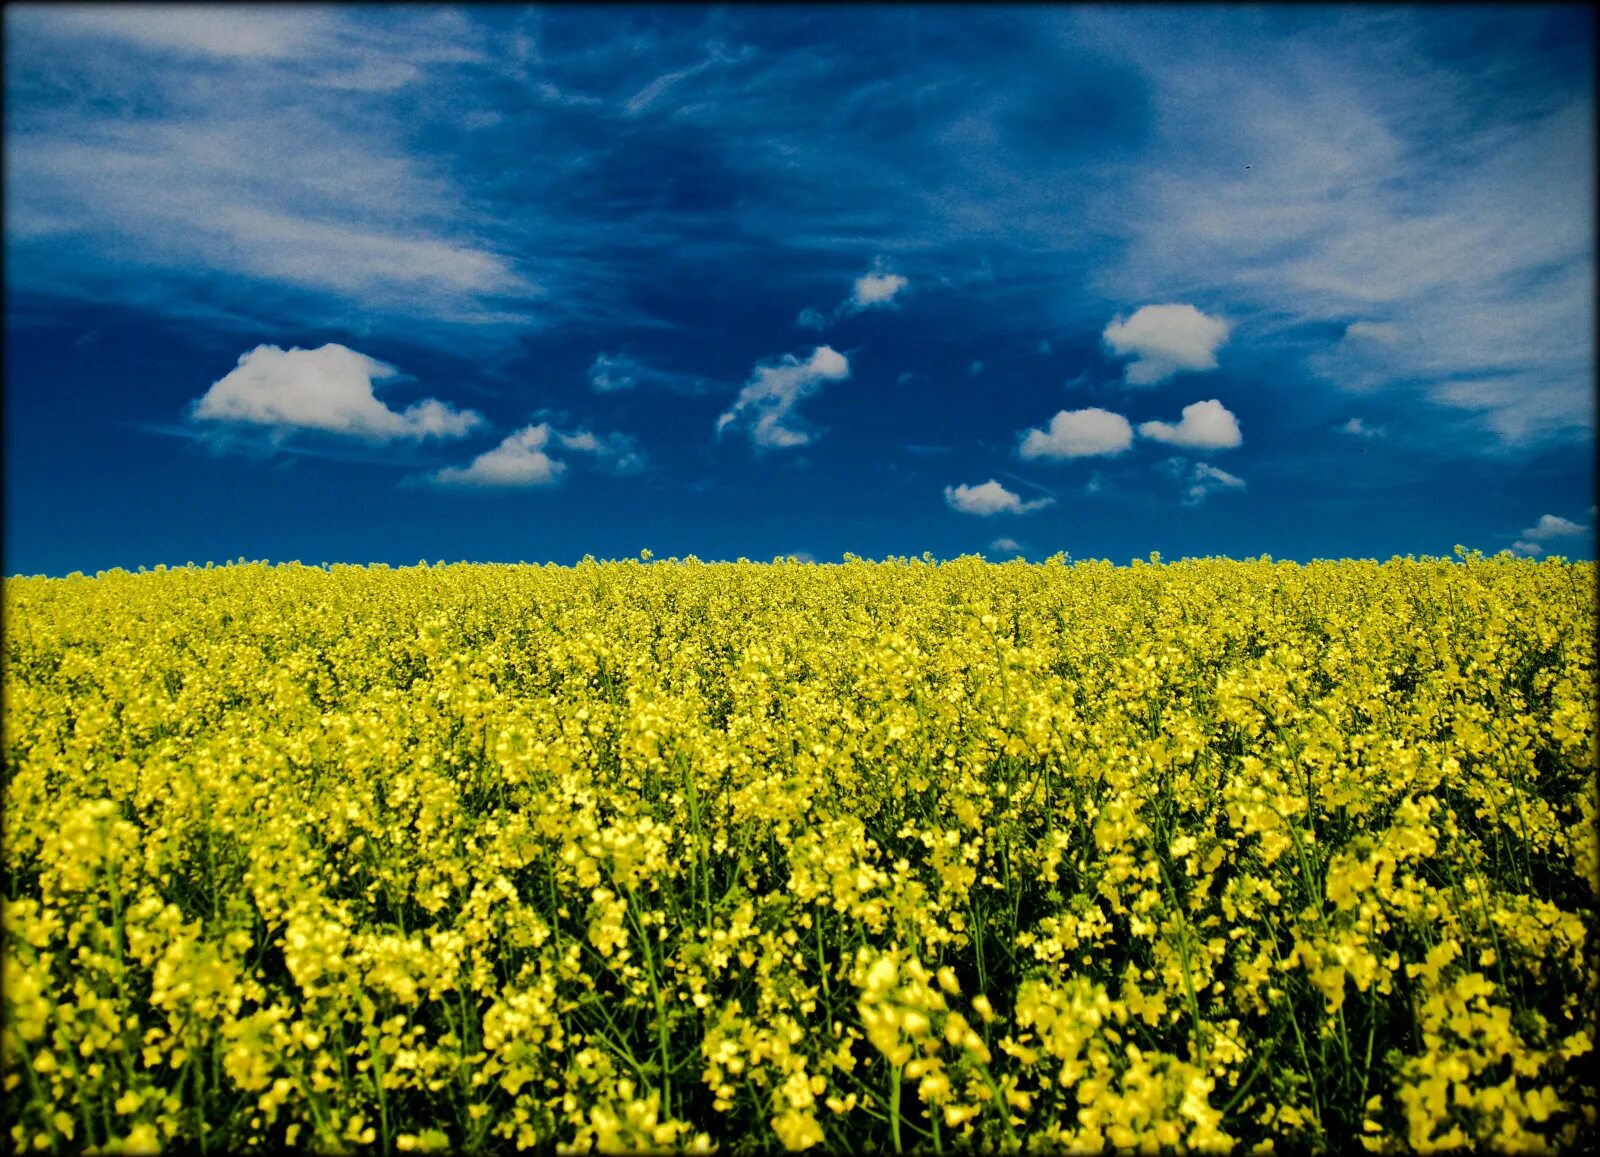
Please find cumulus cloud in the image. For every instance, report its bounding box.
[431,424,564,488]
[1507,514,1597,557]
[1018,408,1134,460]
[944,480,1054,516]
[429,422,641,488]
[990,536,1024,554]
[1137,399,1243,450]
[852,270,908,308]
[1519,514,1587,544]
[716,346,850,450]
[1103,304,1230,386]
[187,343,483,442]
[1340,417,1385,438]
[799,260,909,329]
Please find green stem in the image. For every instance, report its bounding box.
[1154,853,1208,1065]
[1264,921,1325,1143]
[974,1059,1021,1151]
[889,1064,903,1155]
[625,899,674,1121]
[364,1023,391,1156]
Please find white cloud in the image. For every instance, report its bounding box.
[716,346,850,450]
[431,424,564,488]
[4,10,538,335]
[1511,512,1594,558]
[7,118,531,329]
[990,536,1024,554]
[588,353,635,393]
[1340,417,1385,437]
[37,5,326,59]
[553,427,645,474]
[1103,304,1230,386]
[944,480,1053,517]
[1519,514,1587,542]
[1179,460,1246,506]
[429,421,641,488]
[188,344,483,442]
[1138,399,1243,450]
[1018,408,1134,460]
[216,206,524,300]
[534,82,604,109]
[1001,471,1059,502]
[798,260,909,330]
[1094,14,1593,443]
[623,48,749,117]
[852,270,908,308]
[587,352,710,395]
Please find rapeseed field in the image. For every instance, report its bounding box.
[3,553,1595,1154]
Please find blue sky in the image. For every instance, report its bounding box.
[4,4,1595,575]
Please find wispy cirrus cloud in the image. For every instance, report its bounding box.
[1081,7,1594,444]
[1159,457,1246,507]
[27,5,337,60]
[623,41,752,116]
[588,352,714,395]
[8,4,1591,475]
[5,6,539,336]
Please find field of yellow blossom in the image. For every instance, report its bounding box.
[3,552,1596,1154]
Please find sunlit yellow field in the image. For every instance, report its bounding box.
[3,554,1596,1154]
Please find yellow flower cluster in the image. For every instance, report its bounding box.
[2,552,1595,1153]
